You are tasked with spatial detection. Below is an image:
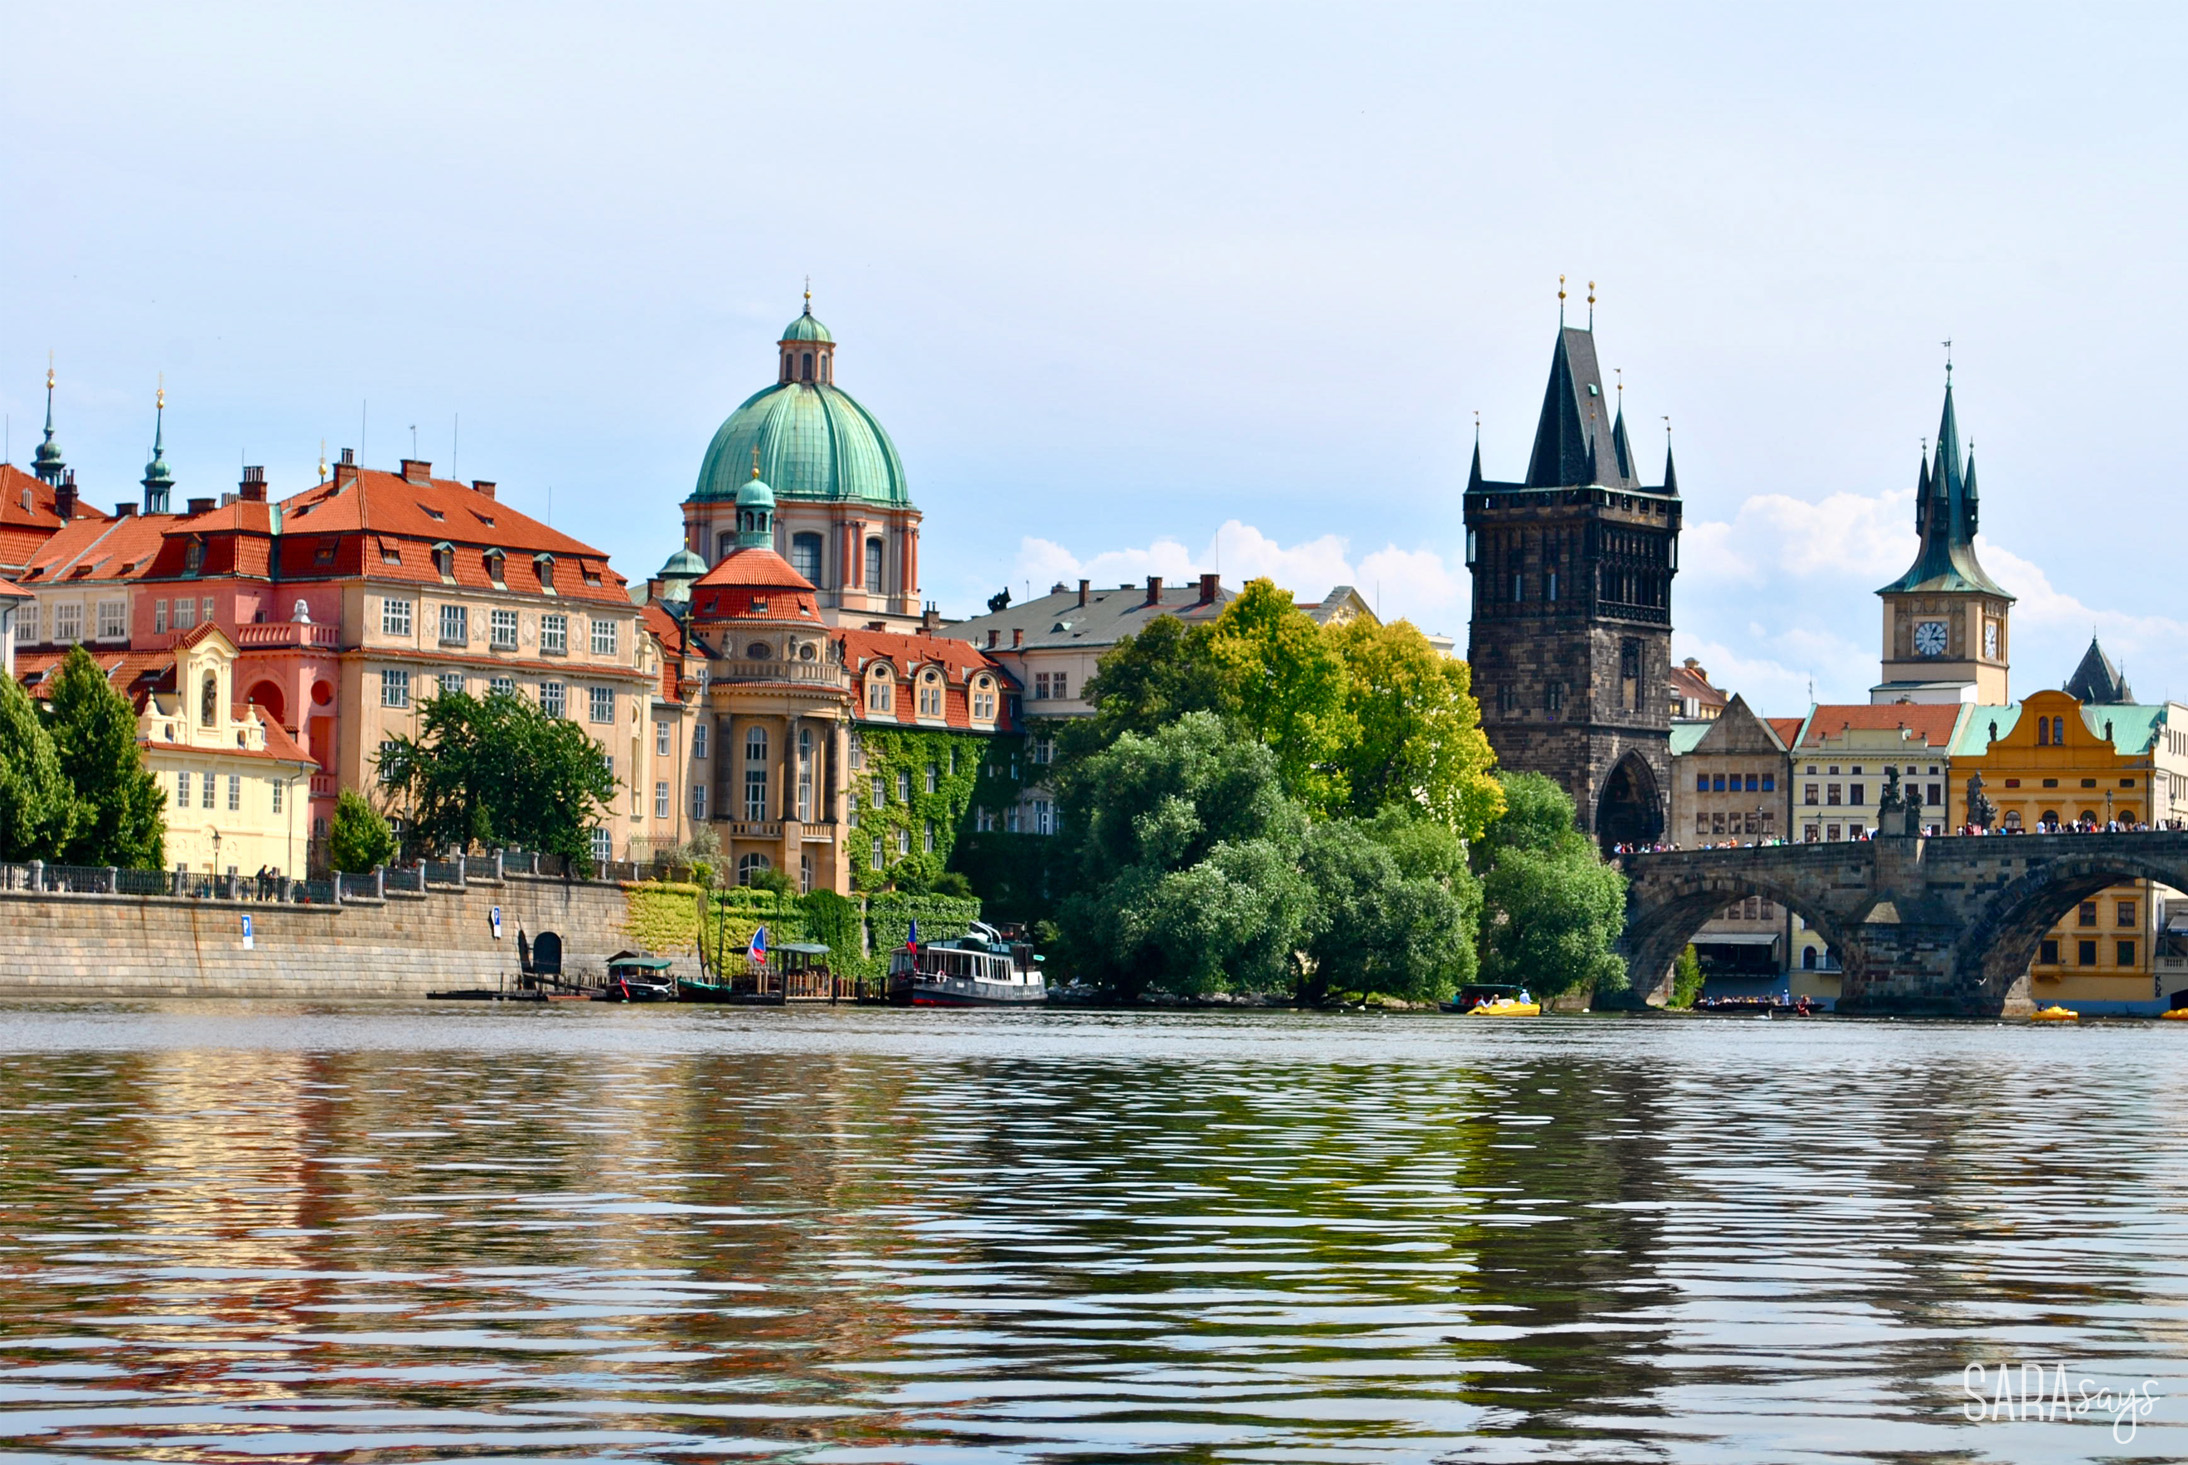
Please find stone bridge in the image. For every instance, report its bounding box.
[1617,830,2188,1016]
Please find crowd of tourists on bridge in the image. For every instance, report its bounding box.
[1615,817,2187,857]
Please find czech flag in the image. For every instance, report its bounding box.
[748,925,768,967]
[906,918,920,953]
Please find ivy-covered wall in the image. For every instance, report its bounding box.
[847,727,1022,893]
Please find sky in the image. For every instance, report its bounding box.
[7,3,2186,713]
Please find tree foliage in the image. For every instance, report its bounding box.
[1475,772,1628,999]
[327,789,396,874]
[0,670,74,862]
[1059,614,1227,762]
[46,646,164,868]
[1296,808,1481,1004]
[1203,580,1352,810]
[374,689,615,868]
[1326,616,1504,840]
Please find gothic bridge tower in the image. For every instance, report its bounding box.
[1464,292,1681,849]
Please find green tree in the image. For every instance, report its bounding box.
[1670,944,1705,1008]
[1327,615,1504,840]
[1205,579,1352,809]
[1055,710,1312,999]
[46,646,163,868]
[0,670,75,862]
[327,788,396,873]
[1059,614,1229,762]
[1296,810,1481,1005]
[1475,772,1628,1000]
[375,688,615,869]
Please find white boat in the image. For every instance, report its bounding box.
[887,922,1047,1006]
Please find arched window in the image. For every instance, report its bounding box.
[717,531,736,562]
[200,672,218,728]
[744,725,769,821]
[783,352,794,382]
[2054,716,2067,744]
[820,355,830,384]
[2003,810,2022,829]
[2037,718,2049,746]
[737,852,771,885]
[917,671,943,718]
[802,352,814,382]
[868,672,893,712]
[790,532,823,584]
[865,537,884,590]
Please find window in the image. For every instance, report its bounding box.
[2040,939,2059,965]
[228,774,241,812]
[746,727,768,820]
[871,835,884,869]
[1545,681,1563,714]
[489,675,514,697]
[1761,775,1776,792]
[96,601,126,640]
[790,532,823,584]
[1619,640,1642,712]
[591,618,618,657]
[972,679,996,720]
[1034,672,1050,700]
[693,722,711,760]
[1034,799,1053,835]
[1849,784,1865,805]
[53,603,82,643]
[589,686,615,724]
[201,771,216,809]
[540,614,567,655]
[1006,805,1021,833]
[897,770,911,801]
[690,783,707,821]
[381,597,413,637]
[847,733,861,769]
[977,807,995,832]
[655,780,670,820]
[797,727,815,821]
[1712,775,1726,792]
[925,761,939,794]
[896,828,911,856]
[865,537,884,588]
[271,778,283,815]
[1826,784,1841,805]
[439,603,468,645]
[872,775,885,808]
[1805,784,1820,805]
[381,669,411,708]
[484,548,505,585]
[434,543,456,579]
[171,598,196,631]
[200,597,214,626]
[591,827,612,865]
[153,600,168,635]
[490,608,518,650]
[2118,940,2137,967]
[539,681,565,718]
[184,538,205,575]
[440,672,464,698]
[1033,736,1054,766]
[868,676,893,712]
[378,738,400,771]
[2120,900,2138,927]
[923,819,936,853]
[2079,901,2098,927]
[1051,673,1068,701]
[656,721,672,757]
[2079,939,2098,967]
[176,770,190,807]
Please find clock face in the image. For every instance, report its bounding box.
[1914,620,1949,657]
[1984,621,2000,659]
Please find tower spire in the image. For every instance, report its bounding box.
[1660,416,1678,496]
[1587,279,1596,331]
[33,355,65,486]
[1467,411,1483,492]
[1557,274,1566,328]
[141,377,174,515]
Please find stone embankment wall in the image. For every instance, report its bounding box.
[0,875,675,1000]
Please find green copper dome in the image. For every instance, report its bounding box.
[691,381,910,506]
[780,306,832,343]
[658,547,707,578]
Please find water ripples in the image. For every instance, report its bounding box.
[0,1004,2183,1461]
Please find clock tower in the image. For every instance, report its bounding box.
[1872,367,2012,705]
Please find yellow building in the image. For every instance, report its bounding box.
[1947,682,2188,1012]
[140,625,318,878]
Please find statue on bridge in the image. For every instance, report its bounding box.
[1966,772,1996,832]
[1877,768,1923,838]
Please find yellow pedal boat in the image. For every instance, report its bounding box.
[2161,1008,2188,1021]
[2030,1005,2079,1022]
[1469,998,1542,1017]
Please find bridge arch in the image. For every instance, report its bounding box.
[1597,751,1663,853]
[1957,844,2188,1010]
[1620,864,1860,1004]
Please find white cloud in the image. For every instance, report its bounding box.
[1681,489,1916,592]
[1015,519,1467,634]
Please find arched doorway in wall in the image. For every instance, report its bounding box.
[247,680,286,728]
[1597,752,1664,853]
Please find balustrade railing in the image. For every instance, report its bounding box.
[231,621,342,648]
[713,658,847,687]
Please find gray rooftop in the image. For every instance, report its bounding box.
[943,576,1232,653]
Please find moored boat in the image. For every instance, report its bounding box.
[887,922,1045,1006]
[598,952,677,1003]
[2030,1004,2079,1022]
[1469,997,1541,1017]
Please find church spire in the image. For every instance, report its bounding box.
[141,379,173,514]
[1877,366,2010,601]
[1660,419,1679,496]
[1611,369,1635,481]
[1467,417,1484,492]
[32,359,65,486]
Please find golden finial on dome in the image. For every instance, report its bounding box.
[318,439,327,481]
[156,372,165,412]
[751,445,761,479]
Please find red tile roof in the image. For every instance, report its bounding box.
[688,547,823,622]
[0,464,110,530]
[15,511,179,586]
[1796,703,1964,750]
[641,601,688,702]
[14,647,177,707]
[837,627,1018,733]
[1765,717,1806,747]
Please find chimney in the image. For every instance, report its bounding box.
[922,603,943,633]
[1145,575,1163,606]
[114,503,136,518]
[1199,572,1219,603]
[339,447,356,465]
[188,497,215,515]
[1013,627,1024,648]
[401,459,431,485]
[221,492,238,507]
[1077,578,1089,606]
[54,473,75,521]
[472,479,496,500]
[239,466,267,502]
[334,448,359,488]
[647,576,664,602]
[987,629,998,648]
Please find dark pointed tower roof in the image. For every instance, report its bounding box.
[2064,636,2132,704]
[1877,370,2013,599]
[141,384,174,515]
[1611,399,1635,481]
[1524,327,1635,488]
[32,364,64,486]
[1661,439,1679,496]
[1466,429,1483,492]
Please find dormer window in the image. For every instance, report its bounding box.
[200,671,218,729]
[184,537,205,576]
[535,554,556,593]
[485,548,506,585]
[972,675,996,721]
[314,539,337,566]
[432,542,456,581]
[381,540,402,565]
[868,671,893,713]
[917,669,944,718]
[420,505,445,521]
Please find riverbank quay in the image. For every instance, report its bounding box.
[0,859,658,999]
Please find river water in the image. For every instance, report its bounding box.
[0,1003,2183,1462]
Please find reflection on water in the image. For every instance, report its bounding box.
[0,1004,2184,1462]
